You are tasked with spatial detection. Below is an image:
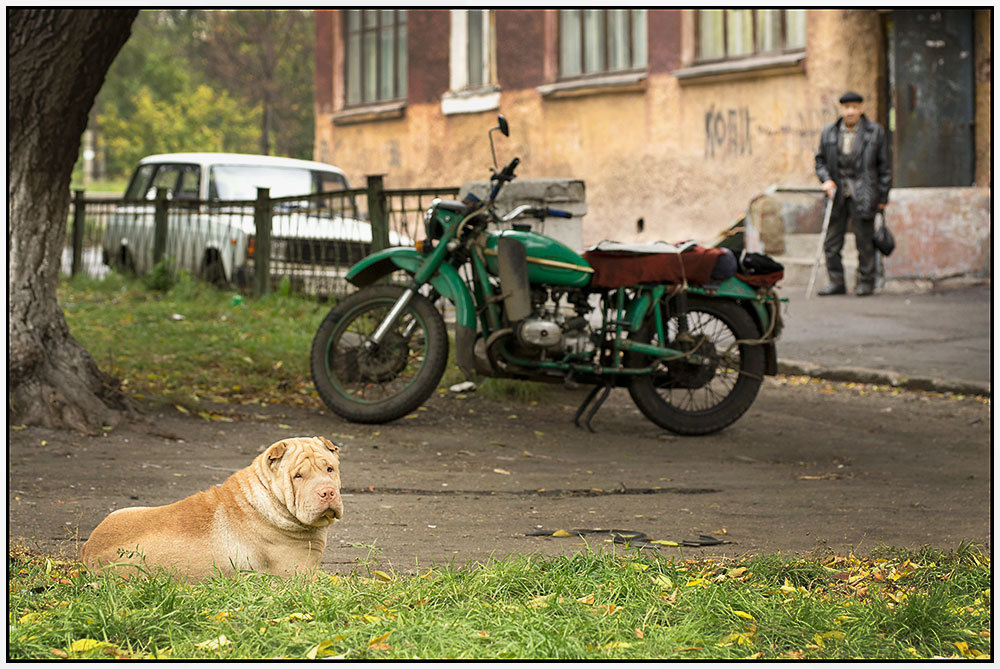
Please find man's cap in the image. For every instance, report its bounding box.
[839,91,864,103]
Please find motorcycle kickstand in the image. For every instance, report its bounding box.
[573,383,612,433]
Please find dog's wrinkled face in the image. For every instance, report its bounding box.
[260,436,343,527]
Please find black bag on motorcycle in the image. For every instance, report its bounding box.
[736,251,784,287]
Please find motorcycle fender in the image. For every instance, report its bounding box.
[346,248,478,379]
[742,300,777,376]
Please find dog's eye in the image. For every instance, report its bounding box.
[293,473,303,480]
[327,466,334,473]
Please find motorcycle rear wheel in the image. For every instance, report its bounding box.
[627,296,765,436]
[310,285,448,423]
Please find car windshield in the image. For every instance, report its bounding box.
[209,165,346,200]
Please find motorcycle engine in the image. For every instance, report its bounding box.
[512,288,596,356]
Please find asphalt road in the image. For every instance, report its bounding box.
[9,377,990,574]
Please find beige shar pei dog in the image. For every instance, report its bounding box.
[80,436,343,579]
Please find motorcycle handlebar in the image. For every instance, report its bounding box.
[490,157,521,199]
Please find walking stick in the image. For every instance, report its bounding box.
[806,192,835,300]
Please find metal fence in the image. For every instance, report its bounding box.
[63,176,460,298]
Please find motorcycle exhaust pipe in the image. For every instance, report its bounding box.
[497,236,531,322]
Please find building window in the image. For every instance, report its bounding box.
[450,9,493,91]
[697,9,805,62]
[344,9,407,107]
[559,9,647,79]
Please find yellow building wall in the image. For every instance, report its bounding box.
[315,9,989,248]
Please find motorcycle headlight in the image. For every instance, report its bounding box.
[424,203,445,241]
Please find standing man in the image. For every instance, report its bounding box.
[815,91,892,296]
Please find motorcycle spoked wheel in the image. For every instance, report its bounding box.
[627,296,765,436]
[310,284,448,424]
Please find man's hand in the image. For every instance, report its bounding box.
[821,180,837,199]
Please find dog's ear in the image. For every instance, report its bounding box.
[264,440,289,469]
[316,436,340,454]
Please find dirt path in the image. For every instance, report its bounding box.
[8,378,990,574]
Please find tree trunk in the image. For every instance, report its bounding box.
[8,9,139,433]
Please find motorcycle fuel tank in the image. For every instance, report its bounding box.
[484,230,592,287]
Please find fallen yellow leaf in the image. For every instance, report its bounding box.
[650,540,680,547]
[69,639,105,653]
[732,609,756,621]
[368,631,392,646]
[652,574,674,589]
[195,635,230,650]
[551,529,573,537]
[528,593,556,608]
[373,570,393,581]
[306,640,339,659]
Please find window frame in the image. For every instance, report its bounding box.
[557,8,647,81]
[695,9,805,64]
[448,9,495,93]
[343,9,407,108]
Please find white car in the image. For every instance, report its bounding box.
[102,153,408,292]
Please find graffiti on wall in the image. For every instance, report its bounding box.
[704,105,752,159]
[757,109,831,152]
[703,105,837,159]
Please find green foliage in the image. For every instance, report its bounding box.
[98,84,260,174]
[143,258,176,292]
[89,9,315,182]
[7,545,992,660]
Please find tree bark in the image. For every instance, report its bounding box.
[8,9,139,433]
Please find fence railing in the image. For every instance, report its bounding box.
[63,176,460,299]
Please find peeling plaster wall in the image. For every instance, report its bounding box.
[882,188,991,279]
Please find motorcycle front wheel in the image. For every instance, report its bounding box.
[627,296,765,436]
[310,284,448,423]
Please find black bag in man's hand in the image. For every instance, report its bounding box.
[873,212,895,256]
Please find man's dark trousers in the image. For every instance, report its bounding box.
[824,194,876,289]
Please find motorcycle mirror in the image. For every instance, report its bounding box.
[488,115,510,172]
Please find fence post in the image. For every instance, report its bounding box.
[253,187,272,298]
[152,187,169,266]
[71,189,86,276]
[366,174,390,253]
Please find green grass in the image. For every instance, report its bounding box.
[7,544,990,660]
[70,178,129,195]
[59,271,327,411]
[59,272,550,412]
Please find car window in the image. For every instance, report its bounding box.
[176,165,201,200]
[209,165,317,200]
[151,165,181,198]
[315,170,350,193]
[124,164,156,200]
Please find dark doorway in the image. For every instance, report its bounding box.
[886,10,975,187]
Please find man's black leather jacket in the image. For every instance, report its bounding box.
[815,114,892,220]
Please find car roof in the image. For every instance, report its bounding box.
[138,152,347,177]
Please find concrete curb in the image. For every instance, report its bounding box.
[777,359,991,398]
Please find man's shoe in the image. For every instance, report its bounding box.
[817,284,846,296]
[855,284,874,297]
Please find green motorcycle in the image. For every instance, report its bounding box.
[310,116,783,435]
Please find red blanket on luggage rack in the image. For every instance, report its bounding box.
[582,242,727,289]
